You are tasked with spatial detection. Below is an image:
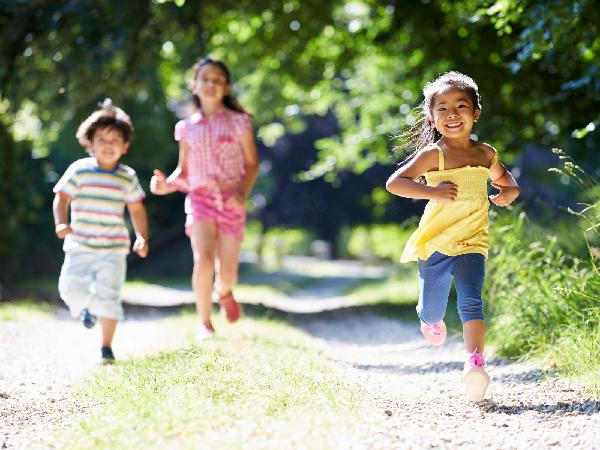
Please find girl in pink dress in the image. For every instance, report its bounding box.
[151,58,259,339]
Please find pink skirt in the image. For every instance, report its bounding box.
[184,188,246,241]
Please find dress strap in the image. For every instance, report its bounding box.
[438,148,445,171]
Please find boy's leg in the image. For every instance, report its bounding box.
[58,251,93,318]
[453,253,486,353]
[90,252,127,348]
[417,252,453,324]
[189,221,218,323]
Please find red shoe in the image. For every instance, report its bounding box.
[219,291,241,323]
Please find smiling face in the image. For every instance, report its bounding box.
[193,63,230,106]
[90,127,129,170]
[429,88,481,140]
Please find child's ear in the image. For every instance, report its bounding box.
[122,142,130,154]
[474,109,481,122]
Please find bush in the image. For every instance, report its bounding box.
[338,221,416,263]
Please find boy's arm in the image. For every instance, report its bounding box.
[386,147,458,202]
[53,193,72,239]
[127,202,149,257]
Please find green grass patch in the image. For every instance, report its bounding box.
[0,299,55,321]
[48,313,368,449]
[485,210,600,394]
[343,266,418,306]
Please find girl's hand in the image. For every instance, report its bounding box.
[150,169,169,195]
[226,192,246,209]
[432,181,458,202]
[489,182,519,207]
[55,223,72,239]
[133,235,148,258]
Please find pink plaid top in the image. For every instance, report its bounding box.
[173,107,251,192]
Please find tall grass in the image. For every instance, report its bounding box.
[485,149,599,391]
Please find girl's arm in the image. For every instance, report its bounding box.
[386,147,458,201]
[52,193,72,238]
[489,157,520,207]
[150,142,189,195]
[127,201,149,257]
[234,127,260,200]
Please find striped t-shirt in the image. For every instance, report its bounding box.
[53,157,146,253]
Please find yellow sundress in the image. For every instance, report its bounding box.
[400,147,498,263]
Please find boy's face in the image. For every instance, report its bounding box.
[90,127,129,170]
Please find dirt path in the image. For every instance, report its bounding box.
[295,308,600,449]
[2,259,599,449]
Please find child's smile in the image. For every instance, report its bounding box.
[430,88,480,138]
[91,127,129,170]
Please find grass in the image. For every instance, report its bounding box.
[44,312,369,449]
[0,299,55,321]
[342,266,418,306]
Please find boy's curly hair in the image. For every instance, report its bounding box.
[76,98,133,150]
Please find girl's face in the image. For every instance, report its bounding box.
[193,64,230,105]
[90,127,129,171]
[429,88,480,139]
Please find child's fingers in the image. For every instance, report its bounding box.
[491,182,502,190]
[153,169,166,179]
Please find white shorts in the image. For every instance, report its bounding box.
[58,250,127,321]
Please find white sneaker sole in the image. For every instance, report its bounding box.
[464,369,490,402]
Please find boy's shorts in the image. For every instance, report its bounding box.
[58,250,127,321]
[184,188,246,242]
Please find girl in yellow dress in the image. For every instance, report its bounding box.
[386,71,520,401]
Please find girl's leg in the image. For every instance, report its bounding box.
[417,252,453,324]
[190,221,218,322]
[453,253,486,353]
[215,232,242,297]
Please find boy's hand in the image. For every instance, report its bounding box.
[55,223,72,239]
[489,182,520,207]
[150,169,169,195]
[133,236,148,258]
[432,181,458,202]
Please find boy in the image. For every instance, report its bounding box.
[52,99,148,363]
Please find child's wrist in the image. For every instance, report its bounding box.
[55,223,69,232]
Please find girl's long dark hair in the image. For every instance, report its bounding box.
[192,57,246,113]
[397,71,481,163]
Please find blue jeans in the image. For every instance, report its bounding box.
[417,251,485,324]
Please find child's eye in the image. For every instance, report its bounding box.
[438,107,446,111]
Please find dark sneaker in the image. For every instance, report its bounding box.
[101,346,115,363]
[80,308,97,329]
[219,291,241,323]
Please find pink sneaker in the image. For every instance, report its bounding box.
[196,320,215,342]
[463,351,491,401]
[219,291,242,323]
[420,320,446,346]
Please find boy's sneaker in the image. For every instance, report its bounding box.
[463,351,490,402]
[420,320,446,346]
[101,346,115,364]
[219,291,241,323]
[196,320,215,342]
[80,308,97,329]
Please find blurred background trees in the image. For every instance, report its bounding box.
[1,0,598,287]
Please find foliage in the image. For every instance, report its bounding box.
[338,222,416,263]
[485,191,599,389]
